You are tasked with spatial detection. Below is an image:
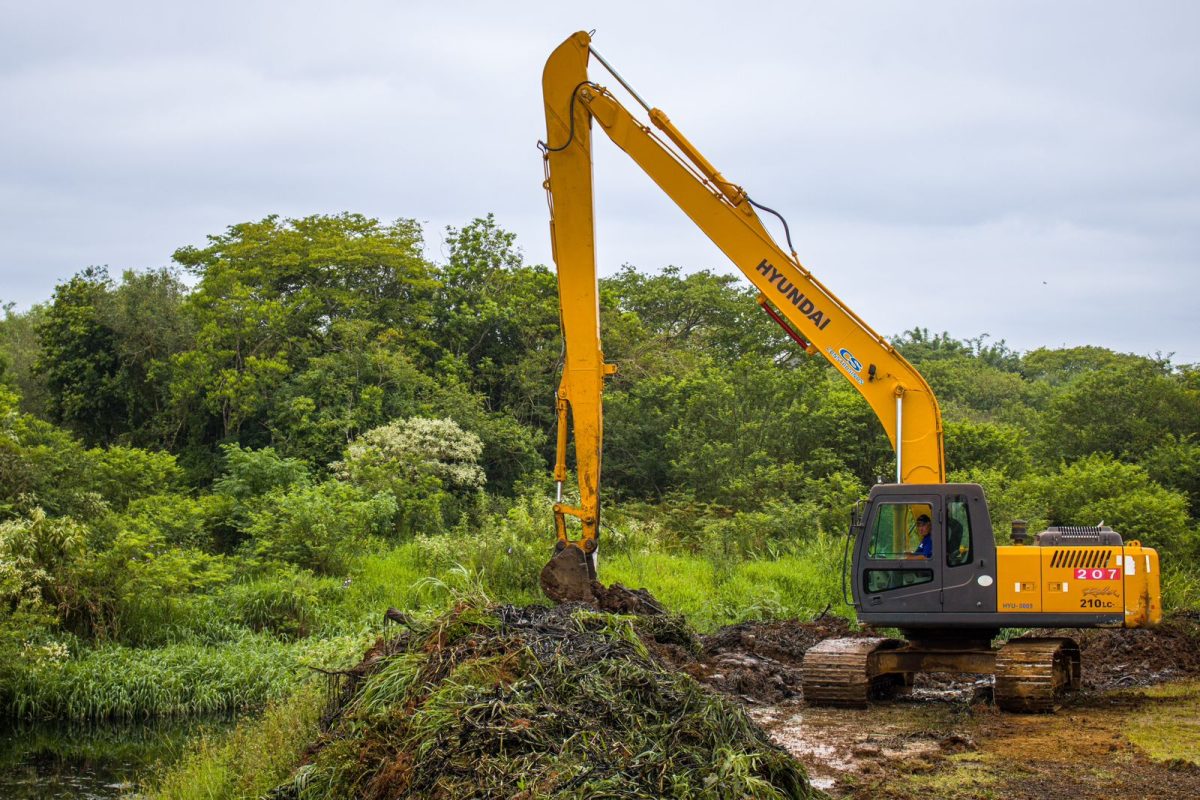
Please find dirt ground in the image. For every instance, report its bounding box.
[649,611,1200,799]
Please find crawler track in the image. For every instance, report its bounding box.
[801,637,905,707]
[994,637,1081,713]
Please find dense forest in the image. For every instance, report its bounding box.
[1,212,1198,726]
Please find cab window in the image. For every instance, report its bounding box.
[946,495,973,567]
[865,568,934,593]
[867,502,933,559]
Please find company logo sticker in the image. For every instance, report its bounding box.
[826,346,865,385]
[838,348,863,372]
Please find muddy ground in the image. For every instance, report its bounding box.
[650,611,1200,799]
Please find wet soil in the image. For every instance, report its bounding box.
[760,688,1200,799]
[1035,610,1200,689]
[651,614,867,704]
[555,585,1200,799]
[664,610,1200,799]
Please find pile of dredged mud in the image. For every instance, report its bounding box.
[1036,610,1200,689]
[268,599,818,800]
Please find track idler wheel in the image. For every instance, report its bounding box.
[994,637,1081,713]
[802,637,908,708]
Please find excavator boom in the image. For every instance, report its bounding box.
[540,32,944,594]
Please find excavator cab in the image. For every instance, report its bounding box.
[851,483,998,627]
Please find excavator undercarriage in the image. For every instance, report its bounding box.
[802,634,1082,712]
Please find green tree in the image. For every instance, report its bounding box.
[0,303,49,417]
[1016,455,1195,557]
[1038,361,1200,463]
[1141,435,1200,516]
[604,265,790,364]
[29,269,190,447]
[1020,345,1167,386]
[34,268,126,444]
[944,420,1031,477]
[167,214,436,446]
[430,215,561,419]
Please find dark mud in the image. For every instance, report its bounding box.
[651,614,866,704]
[1033,610,1200,690]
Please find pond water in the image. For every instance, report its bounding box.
[0,718,222,799]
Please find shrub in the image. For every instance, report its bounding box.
[334,416,485,536]
[243,481,396,575]
[222,565,340,638]
[1015,455,1195,557]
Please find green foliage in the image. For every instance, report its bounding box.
[121,493,215,550]
[1014,455,1196,557]
[1142,435,1200,515]
[213,443,310,503]
[88,445,185,511]
[242,480,395,575]
[222,565,340,638]
[33,268,190,447]
[34,268,127,444]
[141,688,326,800]
[167,213,436,449]
[945,420,1031,477]
[605,264,788,362]
[430,215,561,415]
[894,328,1022,372]
[333,416,484,537]
[0,509,101,638]
[1020,345,1165,386]
[210,443,311,547]
[1039,360,1200,462]
[0,303,50,417]
[0,634,356,720]
[413,492,551,605]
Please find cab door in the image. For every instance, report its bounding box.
[940,487,998,613]
[855,495,943,614]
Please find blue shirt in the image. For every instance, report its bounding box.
[914,533,932,558]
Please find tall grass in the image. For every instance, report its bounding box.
[0,634,363,721]
[1161,562,1200,613]
[141,687,325,800]
[603,531,852,632]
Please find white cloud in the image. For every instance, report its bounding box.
[1,0,1197,360]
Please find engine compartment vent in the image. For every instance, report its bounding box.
[1035,525,1123,548]
[1048,547,1114,569]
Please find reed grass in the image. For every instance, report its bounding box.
[1,634,363,721]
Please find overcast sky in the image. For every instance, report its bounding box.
[2,1,1197,361]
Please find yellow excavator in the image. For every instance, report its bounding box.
[538,31,1161,711]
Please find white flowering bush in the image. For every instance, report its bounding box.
[334,417,485,490]
[332,417,486,537]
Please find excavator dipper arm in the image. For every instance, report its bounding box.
[540,31,945,594]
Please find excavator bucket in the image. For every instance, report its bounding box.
[539,545,596,603]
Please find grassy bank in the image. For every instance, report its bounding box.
[1,499,848,722]
[1,634,363,721]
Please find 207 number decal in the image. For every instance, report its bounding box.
[1074,568,1119,580]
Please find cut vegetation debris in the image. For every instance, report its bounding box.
[267,601,818,799]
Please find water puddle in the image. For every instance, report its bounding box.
[0,717,230,799]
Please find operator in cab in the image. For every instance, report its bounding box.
[913,514,933,558]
